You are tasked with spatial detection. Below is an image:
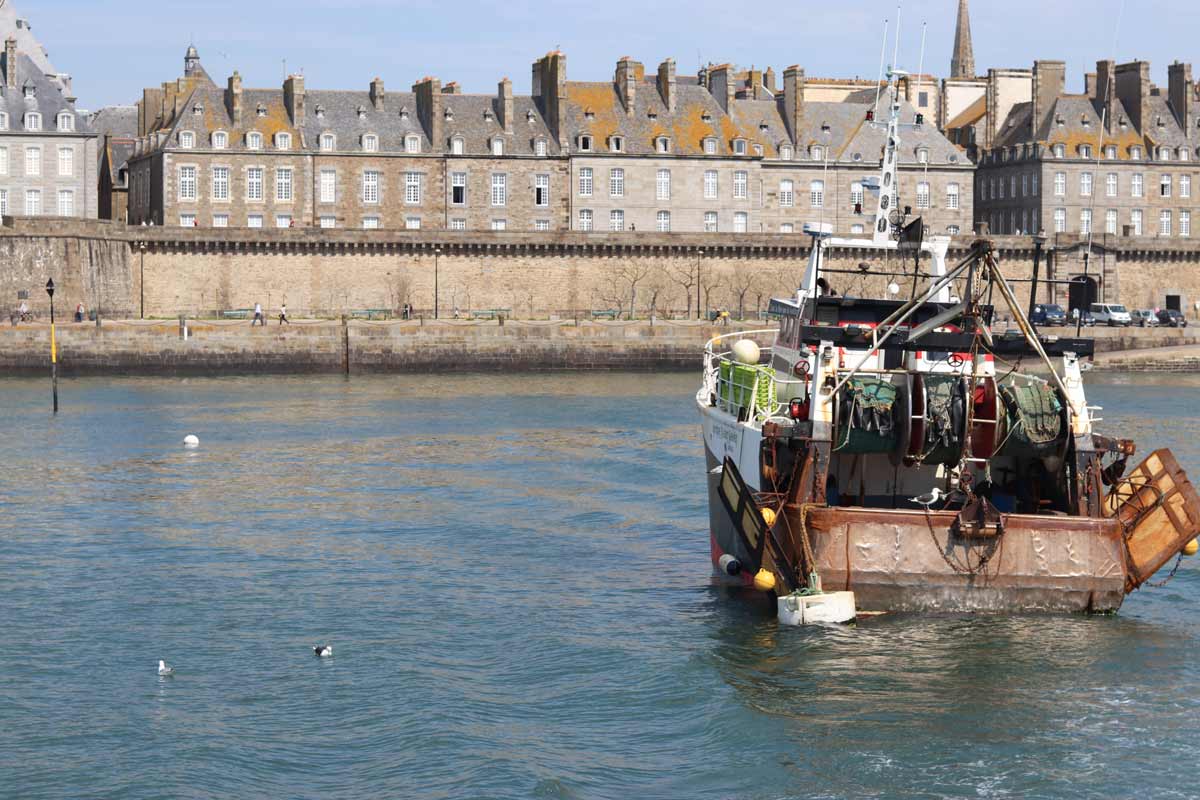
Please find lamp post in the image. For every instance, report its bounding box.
[434,246,442,319]
[695,247,704,320]
[1029,230,1047,327]
[46,277,57,414]
[138,241,147,319]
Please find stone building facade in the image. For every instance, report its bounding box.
[0,35,97,220]
[126,47,973,237]
[975,59,1200,249]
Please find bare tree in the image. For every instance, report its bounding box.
[387,267,414,314]
[728,262,757,321]
[610,260,655,319]
[700,267,726,321]
[667,261,697,319]
[642,264,671,318]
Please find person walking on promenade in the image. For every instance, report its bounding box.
[74,302,85,323]
[252,302,264,326]
[279,303,290,325]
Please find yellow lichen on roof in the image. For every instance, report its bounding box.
[1045,125,1141,156]
[566,83,620,143]
[671,102,717,154]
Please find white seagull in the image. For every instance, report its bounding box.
[158,659,174,676]
[709,465,724,475]
[909,488,945,510]
[313,645,333,658]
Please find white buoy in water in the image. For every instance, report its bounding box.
[158,659,174,676]
[731,339,760,365]
[183,435,200,448]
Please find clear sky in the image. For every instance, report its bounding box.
[23,0,1198,111]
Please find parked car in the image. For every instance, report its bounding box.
[1090,303,1133,326]
[1071,308,1097,327]
[1030,303,1068,326]
[1157,309,1189,328]
[1131,309,1159,327]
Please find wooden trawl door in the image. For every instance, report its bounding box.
[1106,449,1200,591]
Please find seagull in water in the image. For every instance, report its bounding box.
[313,645,333,658]
[909,488,945,510]
[158,660,174,677]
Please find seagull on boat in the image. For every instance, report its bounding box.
[313,645,333,658]
[909,488,945,510]
[158,660,174,676]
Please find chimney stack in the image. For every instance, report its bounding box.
[764,67,777,94]
[370,77,385,111]
[783,65,805,145]
[226,71,243,127]
[533,50,568,148]
[4,37,16,89]
[615,57,641,116]
[412,76,443,151]
[656,58,677,112]
[283,74,305,126]
[748,69,765,100]
[1115,60,1152,132]
[442,82,461,94]
[1095,60,1116,129]
[1169,61,1192,131]
[708,64,734,112]
[498,77,513,133]
[1031,60,1066,135]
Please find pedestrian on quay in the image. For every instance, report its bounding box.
[252,302,264,326]
[279,303,290,325]
[74,302,85,323]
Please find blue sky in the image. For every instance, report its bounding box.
[25,0,1197,110]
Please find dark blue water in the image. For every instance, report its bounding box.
[2,372,1200,799]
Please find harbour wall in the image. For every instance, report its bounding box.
[2,318,1198,376]
[5,218,1200,321]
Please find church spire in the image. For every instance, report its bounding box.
[951,0,975,79]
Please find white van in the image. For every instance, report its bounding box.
[1090,303,1133,326]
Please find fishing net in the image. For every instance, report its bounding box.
[921,374,965,466]
[998,382,1065,459]
[834,378,898,454]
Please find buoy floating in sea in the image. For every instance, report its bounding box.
[158,659,174,676]
[1185,539,1199,557]
[753,569,776,593]
[183,435,200,448]
[314,645,333,658]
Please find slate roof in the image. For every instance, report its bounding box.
[0,52,88,134]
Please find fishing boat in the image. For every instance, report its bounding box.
[697,68,1200,624]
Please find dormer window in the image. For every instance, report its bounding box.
[1052,143,1065,158]
[22,83,34,100]
[534,137,548,157]
[810,144,824,160]
[526,109,535,123]
[703,137,717,155]
[1130,145,1143,160]
[246,131,263,150]
[753,144,763,156]
[275,132,291,151]
[1180,148,1190,162]
[315,105,326,120]
[1081,115,1090,128]
[444,108,454,121]
[647,111,657,120]
[578,134,593,152]
[192,104,203,116]
[490,138,504,157]
[758,121,769,131]
[483,108,494,121]
[656,137,671,154]
[405,134,420,154]
[399,107,410,120]
[916,147,929,164]
[357,105,367,119]
[608,135,624,153]
[779,144,793,160]
[701,112,712,123]
[1105,145,1117,159]
[0,112,9,131]
[1079,144,1092,159]
[212,131,227,149]
[1157,116,1166,128]
[1158,146,1171,161]
[450,136,464,155]
[732,138,747,155]
[56,113,74,132]
[24,112,40,131]
[362,134,379,153]
[179,130,195,149]
[319,132,335,152]
[584,110,595,121]
[256,103,267,117]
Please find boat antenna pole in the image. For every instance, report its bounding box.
[872,18,888,122]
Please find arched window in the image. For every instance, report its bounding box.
[810,144,824,161]
[732,138,747,155]
[655,137,671,154]
[1130,145,1143,160]
[320,133,335,152]
[57,113,74,132]
[274,132,292,151]
[179,131,195,149]
[779,144,793,160]
[809,180,824,208]
[916,147,930,164]
[246,131,263,150]
[778,179,794,207]
[212,131,228,149]
[362,134,379,152]
[608,136,624,153]
[450,136,465,155]
[1052,143,1065,158]
[24,112,41,131]
[703,137,717,155]
[533,137,548,157]
[1158,146,1171,161]
[405,134,421,154]
[490,138,504,156]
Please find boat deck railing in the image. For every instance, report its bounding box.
[703,329,809,423]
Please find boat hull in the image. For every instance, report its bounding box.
[795,506,1128,613]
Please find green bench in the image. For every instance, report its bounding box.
[349,308,392,320]
[470,308,511,320]
[590,309,621,320]
[220,309,253,320]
